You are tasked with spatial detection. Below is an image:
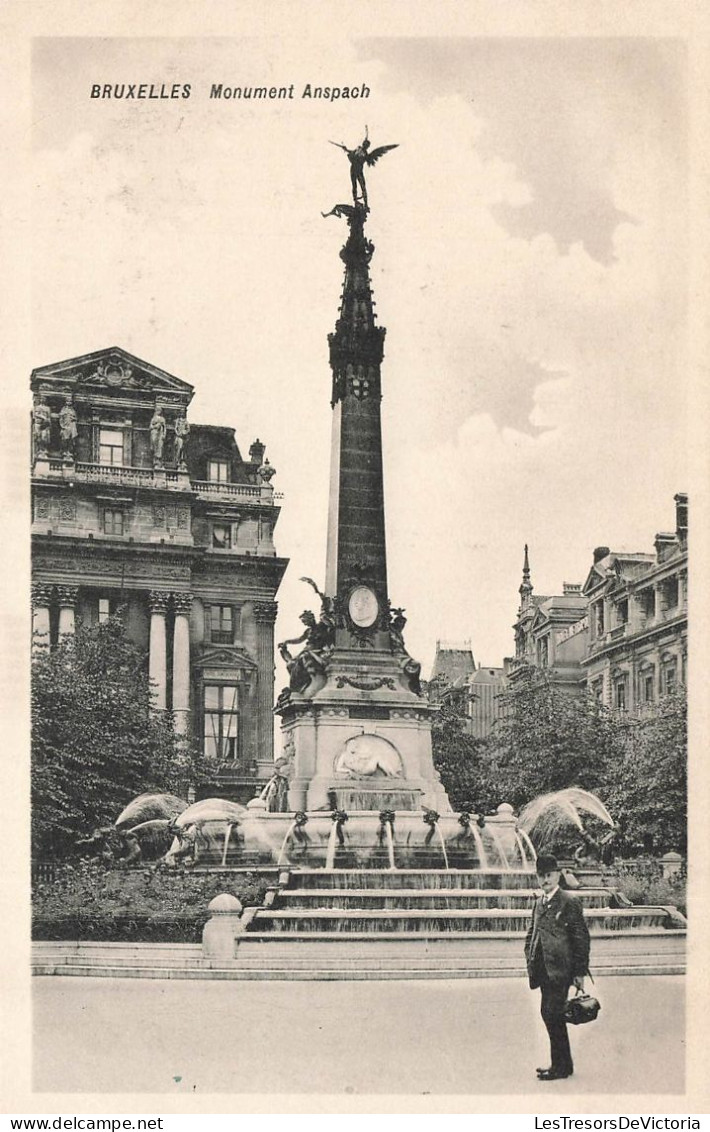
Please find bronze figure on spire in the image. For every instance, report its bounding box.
[329,126,398,212]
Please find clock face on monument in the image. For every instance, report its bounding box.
[348,585,379,628]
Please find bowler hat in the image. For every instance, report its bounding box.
[535,853,559,875]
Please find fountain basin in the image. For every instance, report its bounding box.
[188,809,536,871]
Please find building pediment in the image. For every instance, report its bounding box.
[582,564,606,596]
[197,645,258,670]
[31,347,194,404]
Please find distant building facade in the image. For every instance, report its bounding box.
[506,544,588,695]
[30,347,288,801]
[428,641,505,739]
[580,494,688,711]
[503,495,688,712]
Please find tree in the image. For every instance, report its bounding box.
[484,667,622,811]
[31,615,213,857]
[430,696,498,813]
[605,688,687,854]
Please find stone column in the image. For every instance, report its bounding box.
[57,585,79,637]
[149,590,170,711]
[172,592,193,736]
[31,583,53,652]
[254,602,278,761]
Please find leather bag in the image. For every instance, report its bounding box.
[564,989,601,1025]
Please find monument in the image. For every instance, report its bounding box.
[276,135,451,816]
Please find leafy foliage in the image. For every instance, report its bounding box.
[605,690,687,854]
[431,698,497,813]
[31,615,215,857]
[483,667,621,810]
[32,859,271,942]
[431,668,686,855]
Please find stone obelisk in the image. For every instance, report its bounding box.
[276,143,451,814]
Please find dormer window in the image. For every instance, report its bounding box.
[212,523,232,549]
[208,459,230,483]
[99,428,124,466]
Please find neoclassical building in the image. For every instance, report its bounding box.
[503,495,688,712]
[31,347,288,801]
[506,545,589,695]
[580,494,688,711]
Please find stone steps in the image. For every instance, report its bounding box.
[31,929,686,979]
[279,869,537,890]
[250,907,674,933]
[274,887,611,910]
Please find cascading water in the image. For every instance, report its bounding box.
[516,827,537,868]
[325,821,339,870]
[384,821,396,870]
[487,824,511,869]
[518,788,615,853]
[277,820,298,867]
[221,822,235,867]
[433,822,449,870]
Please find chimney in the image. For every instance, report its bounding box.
[593,546,610,564]
[654,532,676,562]
[563,583,581,595]
[674,492,688,544]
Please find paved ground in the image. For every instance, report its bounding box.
[33,975,684,1096]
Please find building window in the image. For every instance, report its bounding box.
[594,602,604,637]
[665,576,679,610]
[643,672,655,703]
[537,637,549,668]
[98,597,111,623]
[207,459,230,483]
[614,680,626,711]
[210,605,234,644]
[212,523,232,549]
[639,588,655,620]
[663,660,677,695]
[103,508,124,535]
[99,428,124,466]
[203,684,239,762]
[616,599,628,625]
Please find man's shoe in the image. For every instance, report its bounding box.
[538,1068,573,1081]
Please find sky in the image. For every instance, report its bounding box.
[31,35,689,679]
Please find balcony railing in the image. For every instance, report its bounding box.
[74,462,159,486]
[192,480,264,502]
[36,461,280,504]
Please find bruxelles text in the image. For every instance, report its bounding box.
[90,83,371,101]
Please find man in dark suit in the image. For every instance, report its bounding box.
[525,853,591,1081]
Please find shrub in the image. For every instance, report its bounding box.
[32,859,273,942]
[614,856,686,918]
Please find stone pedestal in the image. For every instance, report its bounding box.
[279,645,451,814]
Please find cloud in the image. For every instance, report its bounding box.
[31,37,688,668]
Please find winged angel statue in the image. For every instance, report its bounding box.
[329,127,398,211]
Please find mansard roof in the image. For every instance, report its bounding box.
[531,595,587,633]
[31,346,194,404]
[429,644,476,685]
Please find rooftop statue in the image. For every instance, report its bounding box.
[329,126,398,212]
